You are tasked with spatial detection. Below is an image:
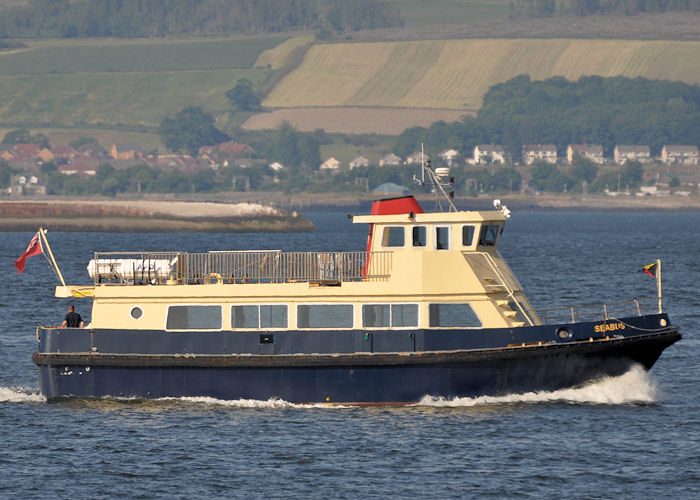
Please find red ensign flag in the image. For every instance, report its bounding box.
[15,232,43,274]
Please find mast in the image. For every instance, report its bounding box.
[413,143,457,212]
[39,227,66,287]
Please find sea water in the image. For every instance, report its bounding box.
[0,210,698,498]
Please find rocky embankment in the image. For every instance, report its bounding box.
[0,200,315,232]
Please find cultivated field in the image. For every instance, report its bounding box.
[264,39,700,111]
[0,36,283,135]
[254,36,314,70]
[242,107,470,134]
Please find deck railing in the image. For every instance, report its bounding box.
[536,298,659,324]
[90,250,392,285]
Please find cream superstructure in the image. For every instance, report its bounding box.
[56,208,540,332]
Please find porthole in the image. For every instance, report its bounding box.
[556,327,571,340]
[130,306,143,320]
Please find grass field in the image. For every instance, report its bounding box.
[392,0,511,26]
[242,107,470,135]
[0,68,266,128]
[264,39,700,111]
[0,37,285,74]
[0,36,285,137]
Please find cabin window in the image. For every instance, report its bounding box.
[412,226,427,247]
[462,225,476,246]
[297,304,353,329]
[429,303,482,328]
[232,305,287,329]
[362,304,418,328]
[382,226,405,247]
[166,305,222,330]
[478,224,500,246]
[435,226,450,250]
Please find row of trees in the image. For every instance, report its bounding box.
[395,75,700,159]
[0,0,400,38]
[2,129,50,149]
[511,0,699,17]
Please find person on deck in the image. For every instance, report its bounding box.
[62,305,84,328]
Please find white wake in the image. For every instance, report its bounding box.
[0,386,46,403]
[159,396,348,409]
[416,365,659,407]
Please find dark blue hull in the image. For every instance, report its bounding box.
[33,314,680,403]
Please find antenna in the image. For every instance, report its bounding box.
[413,142,457,212]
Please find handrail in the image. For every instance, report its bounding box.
[536,298,659,324]
[463,251,535,326]
[90,250,392,285]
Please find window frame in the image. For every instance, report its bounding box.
[165,304,223,331]
[461,224,476,247]
[231,303,288,330]
[478,224,501,247]
[296,303,355,330]
[434,225,451,250]
[428,302,482,329]
[411,225,427,247]
[382,225,406,248]
[361,302,420,329]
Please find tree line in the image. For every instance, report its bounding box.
[0,0,401,38]
[395,75,700,159]
[511,0,699,17]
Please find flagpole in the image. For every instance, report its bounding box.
[38,227,66,287]
[657,258,662,314]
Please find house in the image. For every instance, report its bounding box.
[379,153,401,167]
[522,144,558,165]
[218,141,254,157]
[0,146,15,161]
[473,144,506,164]
[567,144,604,164]
[59,161,97,176]
[614,145,651,165]
[406,151,429,165]
[320,157,341,171]
[269,161,284,172]
[111,143,143,161]
[349,156,369,169]
[372,182,409,195]
[661,145,699,166]
[13,144,42,162]
[51,145,78,160]
[439,149,459,166]
[37,148,55,163]
[8,174,46,195]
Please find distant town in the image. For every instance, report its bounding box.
[2,137,698,199]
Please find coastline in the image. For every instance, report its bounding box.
[0,200,315,232]
[1,193,697,233]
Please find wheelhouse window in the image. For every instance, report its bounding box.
[435,226,450,250]
[166,305,222,330]
[429,303,482,328]
[362,304,418,328]
[232,305,287,329]
[382,226,405,247]
[462,225,476,246]
[412,226,427,247]
[478,224,500,247]
[297,304,354,329]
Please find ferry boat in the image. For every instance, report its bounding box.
[33,173,680,403]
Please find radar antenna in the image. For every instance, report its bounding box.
[412,143,457,212]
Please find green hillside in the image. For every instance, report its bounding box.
[0,37,283,134]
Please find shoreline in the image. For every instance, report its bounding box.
[0,200,315,232]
